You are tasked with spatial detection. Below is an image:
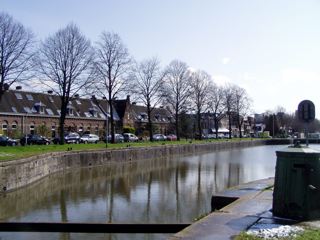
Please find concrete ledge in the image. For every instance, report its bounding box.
[0,140,269,192]
[169,178,274,240]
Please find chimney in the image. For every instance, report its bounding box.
[3,83,9,91]
[126,95,130,102]
[16,86,22,90]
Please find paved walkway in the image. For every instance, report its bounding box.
[169,178,297,240]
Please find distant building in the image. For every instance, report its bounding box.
[114,96,173,136]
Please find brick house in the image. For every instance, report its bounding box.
[0,88,119,139]
[114,96,174,136]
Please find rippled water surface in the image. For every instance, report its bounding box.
[0,144,295,239]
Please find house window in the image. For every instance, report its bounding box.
[49,96,54,103]
[67,108,74,116]
[30,123,35,134]
[11,107,18,113]
[26,94,34,101]
[46,108,54,115]
[15,93,23,100]
[23,107,32,113]
[84,112,91,117]
[11,122,17,130]
[2,121,8,132]
[34,103,45,114]
[51,125,56,138]
[76,100,81,105]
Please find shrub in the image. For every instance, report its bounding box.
[123,126,135,134]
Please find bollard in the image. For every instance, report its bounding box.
[273,144,320,220]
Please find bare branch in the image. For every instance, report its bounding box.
[0,12,35,100]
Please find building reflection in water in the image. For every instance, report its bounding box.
[0,145,282,240]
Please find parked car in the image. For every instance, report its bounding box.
[80,134,100,143]
[64,132,81,144]
[106,134,124,143]
[123,133,139,142]
[166,134,177,141]
[20,134,50,146]
[153,134,167,141]
[0,136,18,146]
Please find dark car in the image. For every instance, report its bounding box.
[53,132,81,144]
[64,132,81,144]
[20,134,50,146]
[0,136,18,146]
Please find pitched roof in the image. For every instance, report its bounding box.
[0,90,120,121]
[130,104,172,123]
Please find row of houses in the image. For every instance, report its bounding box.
[0,87,258,139]
[0,88,174,139]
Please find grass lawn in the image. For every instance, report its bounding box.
[0,138,256,161]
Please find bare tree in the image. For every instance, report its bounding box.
[128,57,165,141]
[93,32,131,143]
[36,23,94,144]
[207,83,225,139]
[222,84,235,139]
[162,60,191,140]
[189,70,211,140]
[0,12,34,101]
[233,85,251,138]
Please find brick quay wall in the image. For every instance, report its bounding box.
[0,139,284,192]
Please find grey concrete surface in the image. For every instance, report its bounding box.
[169,178,277,240]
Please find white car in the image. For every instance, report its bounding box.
[80,134,100,143]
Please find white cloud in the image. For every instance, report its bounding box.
[212,75,232,86]
[222,57,231,65]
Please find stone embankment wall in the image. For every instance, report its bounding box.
[0,140,271,192]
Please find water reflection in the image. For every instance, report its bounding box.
[0,145,284,240]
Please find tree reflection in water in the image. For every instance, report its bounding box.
[0,145,283,240]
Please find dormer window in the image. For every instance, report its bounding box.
[26,94,34,101]
[140,112,148,120]
[67,108,74,116]
[89,107,98,117]
[34,102,45,114]
[15,93,23,100]
[67,104,74,116]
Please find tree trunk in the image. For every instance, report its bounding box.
[147,104,153,142]
[238,115,242,138]
[59,106,66,145]
[109,92,115,144]
[175,110,180,141]
[214,118,219,139]
[197,111,202,140]
[228,112,232,139]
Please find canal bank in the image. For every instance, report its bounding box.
[0,140,273,192]
[169,178,281,240]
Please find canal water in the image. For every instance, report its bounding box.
[0,145,290,239]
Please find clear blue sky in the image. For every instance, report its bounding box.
[2,0,320,116]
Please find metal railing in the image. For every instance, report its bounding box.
[0,222,190,233]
